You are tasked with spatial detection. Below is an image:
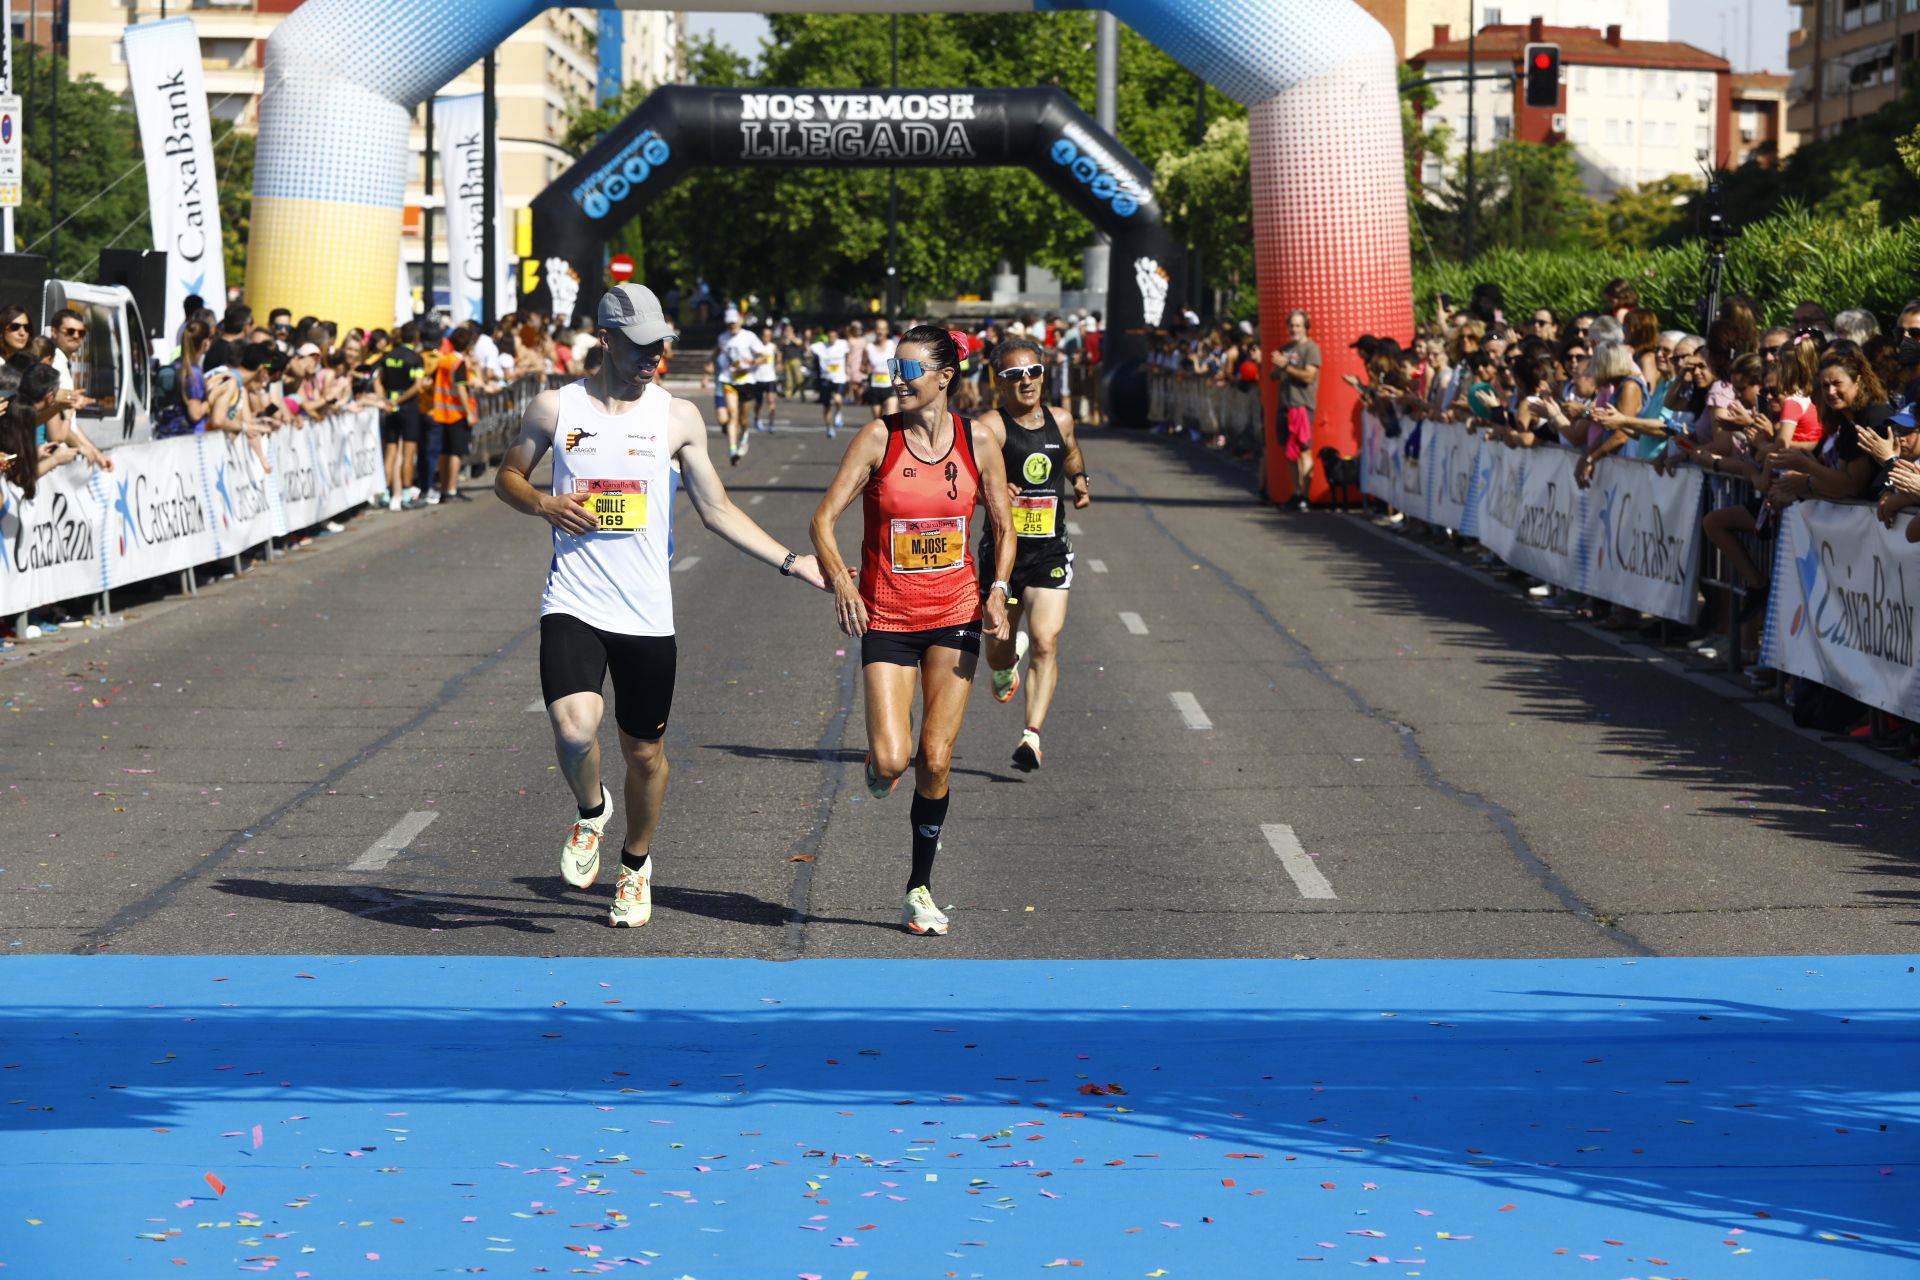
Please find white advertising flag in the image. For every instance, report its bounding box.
[435,94,513,325]
[123,18,226,340]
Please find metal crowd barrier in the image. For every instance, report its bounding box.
[1147,371,1264,455]
[468,375,551,475]
[1696,474,1776,672]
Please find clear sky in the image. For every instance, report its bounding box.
[687,4,1798,76]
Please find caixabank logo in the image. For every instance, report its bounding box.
[1787,532,1916,666]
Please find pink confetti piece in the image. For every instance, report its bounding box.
[365,1252,380,1261]
[1367,1255,1390,1264]
[1414,1209,1434,1217]
[252,1125,264,1149]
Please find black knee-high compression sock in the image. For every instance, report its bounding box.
[908,791,949,891]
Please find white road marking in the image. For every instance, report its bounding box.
[1262,822,1336,899]
[673,555,701,572]
[1088,559,1108,574]
[524,697,546,714]
[748,494,765,505]
[1119,611,1149,635]
[1169,691,1212,730]
[349,811,439,872]
[1066,520,1084,536]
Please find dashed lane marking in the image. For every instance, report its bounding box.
[1066,520,1084,536]
[1119,611,1149,635]
[1262,822,1336,899]
[348,811,440,873]
[1088,558,1108,574]
[524,698,545,714]
[748,494,766,505]
[673,555,701,572]
[1170,691,1212,730]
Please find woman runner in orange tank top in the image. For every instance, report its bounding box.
[811,325,1015,936]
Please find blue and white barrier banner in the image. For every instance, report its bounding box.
[1576,458,1704,623]
[1762,501,1920,720]
[266,410,384,536]
[1,410,382,616]
[1473,438,1586,592]
[1422,418,1478,532]
[124,17,227,344]
[1358,409,1401,507]
[0,455,107,616]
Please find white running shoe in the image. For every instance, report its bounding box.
[902,885,949,936]
[561,785,613,888]
[739,435,750,459]
[609,856,654,928]
[991,630,1030,703]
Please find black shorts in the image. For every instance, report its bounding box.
[817,383,845,405]
[382,407,421,446]
[862,385,895,407]
[861,620,983,667]
[440,418,473,457]
[734,382,763,405]
[538,613,677,742]
[981,540,1074,602]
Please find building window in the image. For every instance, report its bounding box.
[1570,117,1591,143]
[1493,115,1512,140]
[1484,6,1503,23]
[1603,118,1618,143]
[1696,124,1710,148]
[1607,68,1624,96]
[1665,121,1679,145]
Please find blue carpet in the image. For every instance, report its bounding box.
[1,955,1914,1277]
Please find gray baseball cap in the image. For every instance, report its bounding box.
[597,283,677,346]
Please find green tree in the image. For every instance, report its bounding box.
[1425,140,1593,258]
[1157,117,1252,315]
[565,14,1243,311]
[213,121,255,291]
[13,52,150,280]
[1579,173,1698,252]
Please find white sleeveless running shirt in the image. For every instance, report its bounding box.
[541,380,677,637]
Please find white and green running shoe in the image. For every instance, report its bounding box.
[865,751,901,800]
[608,856,654,929]
[991,630,1030,703]
[901,885,950,936]
[1011,727,1043,773]
[561,785,613,888]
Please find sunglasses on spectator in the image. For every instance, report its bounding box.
[1902,326,1920,339]
[1531,316,1553,326]
[58,326,86,338]
[887,356,944,382]
[4,322,27,332]
[1762,343,1787,356]
[996,363,1045,381]
[1566,350,1590,361]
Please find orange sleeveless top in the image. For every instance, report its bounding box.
[859,413,983,632]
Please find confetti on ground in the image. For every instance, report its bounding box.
[0,955,1912,1277]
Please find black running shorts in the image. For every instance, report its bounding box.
[980,540,1074,603]
[862,385,895,407]
[382,406,422,446]
[860,620,983,667]
[440,418,473,457]
[538,613,677,741]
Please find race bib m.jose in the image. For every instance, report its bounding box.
[890,515,965,572]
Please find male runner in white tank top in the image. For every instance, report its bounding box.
[496,283,828,928]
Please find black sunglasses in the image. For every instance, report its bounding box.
[58,327,86,338]
[5,322,28,332]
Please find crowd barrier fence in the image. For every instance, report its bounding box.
[1147,371,1264,455]
[3,408,384,621]
[1358,412,1920,722]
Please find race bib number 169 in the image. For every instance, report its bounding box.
[574,477,648,532]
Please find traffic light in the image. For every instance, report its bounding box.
[1523,44,1561,109]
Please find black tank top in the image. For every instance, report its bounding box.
[985,405,1070,553]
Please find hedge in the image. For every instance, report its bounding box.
[1410,205,1920,333]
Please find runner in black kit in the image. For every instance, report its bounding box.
[978,336,1090,772]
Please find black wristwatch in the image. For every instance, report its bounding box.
[779,551,797,576]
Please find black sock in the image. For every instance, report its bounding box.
[578,795,606,821]
[621,849,650,873]
[908,791,949,891]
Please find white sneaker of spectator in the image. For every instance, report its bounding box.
[425,491,441,506]
[324,520,346,534]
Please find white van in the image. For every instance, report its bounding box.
[42,279,155,448]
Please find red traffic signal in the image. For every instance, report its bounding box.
[1523,43,1561,109]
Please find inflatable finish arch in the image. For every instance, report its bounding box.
[249,0,1411,503]
[521,84,1179,427]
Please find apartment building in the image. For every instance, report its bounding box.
[1360,0,1666,60]
[1410,18,1732,196]
[1787,0,1920,142]
[53,1,684,305]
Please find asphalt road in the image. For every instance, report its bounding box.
[5,396,1918,960]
